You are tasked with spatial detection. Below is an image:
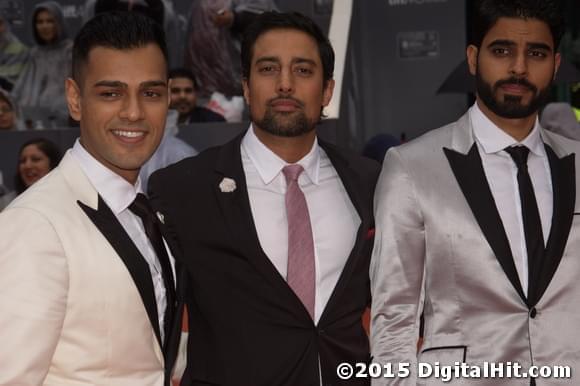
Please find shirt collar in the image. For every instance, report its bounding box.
[241,124,321,185]
[470,102,545,157]
[71,139,142,215]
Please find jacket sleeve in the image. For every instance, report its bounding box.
[0,207,68,385]
[370,147,426,385]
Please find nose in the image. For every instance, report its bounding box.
[277,68,294,95]
[119,94,144,122]
[510,51,528,77]
[21,159,33,169]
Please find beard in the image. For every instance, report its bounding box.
[476,69,552,119]
[253,98,318,137]
[171,99,194,115]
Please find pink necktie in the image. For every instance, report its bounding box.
[282,164,316,320]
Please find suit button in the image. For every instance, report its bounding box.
[530,308,537,318]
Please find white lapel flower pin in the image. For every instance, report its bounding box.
[219,177,237,193]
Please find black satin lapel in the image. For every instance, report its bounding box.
[444,145,527,305]
[213,137,305,315]
[529,146,575,306]
[77,196,163,347]
[164,260,186,373]
[318,144,371,321]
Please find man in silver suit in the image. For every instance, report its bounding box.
[370,1,578,385]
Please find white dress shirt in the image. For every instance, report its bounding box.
[241,126,360,324]
[470,103,553,295]
[71,139,175,341]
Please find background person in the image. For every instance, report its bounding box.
[11,1,73,126]
[14,137,61,194]
[0,12,29,89]
[169,67,226,124]
[184,0,277,97]
[541,102,580,140]
[0,89,23,130]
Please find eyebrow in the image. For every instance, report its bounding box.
[254,56,318,66]
[487,39,553,52]
[93,80,167,88]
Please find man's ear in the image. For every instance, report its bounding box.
[242,77,250,106]
[65,78,82,121]
[322,79,335,107]
[466,45,479,76]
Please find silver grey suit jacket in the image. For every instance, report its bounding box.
[370,111,580,385]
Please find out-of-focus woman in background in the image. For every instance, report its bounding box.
[0,138,62,211]
[11,1,72,126]
[15,138,61,193]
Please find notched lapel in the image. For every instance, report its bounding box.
[530,146,575,306]
[444,145,528,305]
[77,196,163,348]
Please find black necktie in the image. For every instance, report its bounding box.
[129,193,176,342]
[504,146,544,299]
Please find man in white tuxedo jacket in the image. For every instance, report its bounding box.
[0,12,182,386]
[371,1,579,385]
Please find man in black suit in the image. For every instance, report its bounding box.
[149,11,379,386]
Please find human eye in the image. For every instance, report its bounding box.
[295,66,314,76]
[143,89,162,98]
[257,63,278,74]
[491,47,510,56]
[99,90,122,98]
[143,89,164,99]
[528,49,548,58]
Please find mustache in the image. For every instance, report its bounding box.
[494,77,537,93]
[267,96,304,108]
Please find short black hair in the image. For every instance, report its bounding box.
[471,0,565,49]
[72,11,168,83]
[14,138,62,194]
[168,67,197,89]
[241,11,334,85]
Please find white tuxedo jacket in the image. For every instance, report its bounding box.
[0,152,167,385]
[370,112,580,385]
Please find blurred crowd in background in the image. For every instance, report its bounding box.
[0,0,578,210]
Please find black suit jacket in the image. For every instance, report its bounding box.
[149,133,380,386]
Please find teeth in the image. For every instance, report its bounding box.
[113,130,144,138]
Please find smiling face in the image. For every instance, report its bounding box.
[19,144,51,187]
[467,17,560,120]
[242,28,334,138]
[35,9,58,44]
[66,44,168,183]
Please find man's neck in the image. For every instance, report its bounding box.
[476,98,538,142]
[252,125,316,164]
